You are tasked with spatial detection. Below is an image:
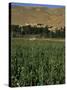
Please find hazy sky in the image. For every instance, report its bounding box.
[11,2,65,8]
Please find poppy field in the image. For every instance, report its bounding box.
[10,38,65,87]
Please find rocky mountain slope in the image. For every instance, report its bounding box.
[11,6,65,28]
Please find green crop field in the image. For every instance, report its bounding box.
[10,38,65,87]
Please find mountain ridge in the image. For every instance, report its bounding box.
[11,6,65,28]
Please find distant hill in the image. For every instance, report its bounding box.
[11,6,65,28]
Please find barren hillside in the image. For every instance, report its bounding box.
[11,6,65,28]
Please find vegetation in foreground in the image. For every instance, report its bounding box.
[10,38,65,87]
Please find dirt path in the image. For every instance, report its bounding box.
[37,38,65,42]
[12,38,65,42]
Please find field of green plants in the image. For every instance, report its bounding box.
[11,38,65,87]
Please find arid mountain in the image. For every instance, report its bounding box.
[11,6,65,28]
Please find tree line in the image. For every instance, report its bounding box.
[11,25,65,38]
